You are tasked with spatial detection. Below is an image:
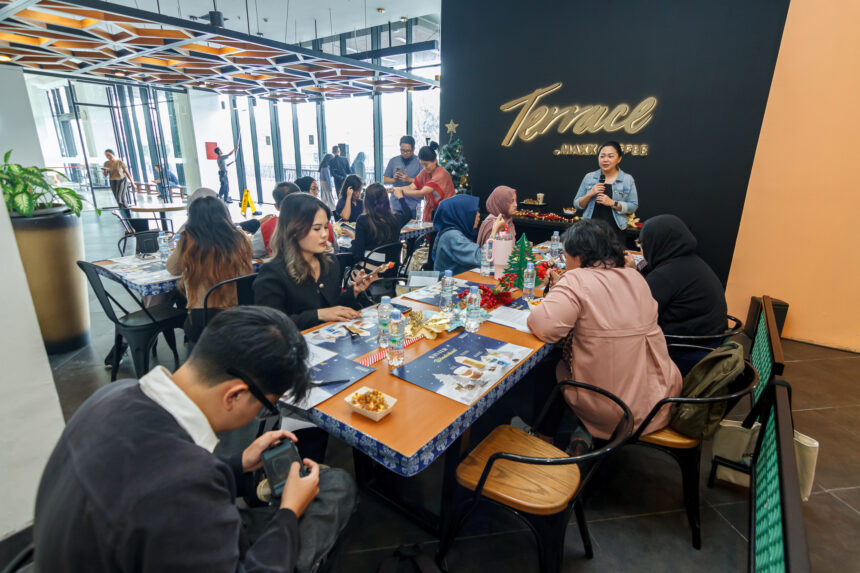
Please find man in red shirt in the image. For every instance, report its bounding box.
[397,145,456,221]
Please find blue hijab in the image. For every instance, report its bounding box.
[432,194,479,260]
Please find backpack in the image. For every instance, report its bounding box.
[669,342,744,439]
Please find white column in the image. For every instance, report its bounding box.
[0,65,46,168]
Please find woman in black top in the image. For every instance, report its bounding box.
[352,183,411,271]
[254,193,376,330]
[635,214,728,374]
[334,174,364,223]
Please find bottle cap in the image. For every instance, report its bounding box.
[390,309,402,320]
[470,285,478,293]
[444,270,452,277]
[553,230,559,236]
[527,262,534,269]
[381,296,391,304]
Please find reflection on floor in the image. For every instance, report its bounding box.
[43,211,860,572]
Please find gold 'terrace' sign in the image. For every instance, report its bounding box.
[499,82,657,148]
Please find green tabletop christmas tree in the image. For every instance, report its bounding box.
[439,138,470,192]
[502,234,538,289]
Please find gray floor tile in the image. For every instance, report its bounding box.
[801,491,860,573]
[781,339,858,362]
[783,358,860,410]
[791,407,860,490]
[830,487,860,513]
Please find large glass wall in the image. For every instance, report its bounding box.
[253,100,277,194]
[277,102,298,181]
[295,102,319,177]
[325,96,375,183]
[380,92,408,175]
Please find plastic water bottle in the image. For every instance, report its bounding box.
[523,262,536,301]
[550,231,561,261]
[157,232,169,261]
[480,242,493,276]
[415,203,422,222]
[465,286,481,333]
[387,309,404,367]
[440,270,454,315]
[377,296,392,349]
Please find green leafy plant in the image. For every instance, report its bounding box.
[1,150,87,217]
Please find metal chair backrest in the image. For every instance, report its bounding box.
[202,273,259,326]
[664,314,744,345]
[76,260,156,325]
[360,241,404,272]
[117,230,161,256]
[112,210,134,234]
[482,381,634,498]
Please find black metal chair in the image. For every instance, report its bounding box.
[77,261,186,381]
[0,543,33,573]
[435,382,633,573]
[201,273,259,327]
[627,354,759,549]
[664,315,744,345]
[348,241,408,302]
[117,230,163,256]
[112,210,169,233]
[664,315,744,376]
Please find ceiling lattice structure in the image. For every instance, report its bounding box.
[0,0,438,101]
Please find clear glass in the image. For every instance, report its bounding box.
[412,82,440,148]
[295,101,319,177]
[380,91,407,176]
[234,96,256,201]
[216,95,240,196]
[254,99,278,196]
[465,290,481,333]
[324,96,375,183]
[71,80,110,105]
[79,103,122,209]
[277,102,298,181]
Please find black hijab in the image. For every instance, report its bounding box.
[640,214,696,269]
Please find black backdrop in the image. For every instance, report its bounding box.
[439,0,789,282]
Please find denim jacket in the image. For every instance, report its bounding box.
[573,169,639,230]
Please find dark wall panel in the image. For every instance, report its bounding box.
[440,0,789,282]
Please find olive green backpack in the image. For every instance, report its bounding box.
[670,342,745,439]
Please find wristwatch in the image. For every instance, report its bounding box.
[614,201,619,209]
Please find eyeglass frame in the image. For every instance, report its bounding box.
[226,368,280,417]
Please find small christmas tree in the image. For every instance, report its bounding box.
[502,234,538,289]
[438,138,470,193]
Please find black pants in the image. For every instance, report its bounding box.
[218,170,229,200]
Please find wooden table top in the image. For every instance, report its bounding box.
[310,271,548,462]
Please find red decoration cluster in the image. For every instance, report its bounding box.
[457,282,515,311]
[513,209,579,223]
[535,261,553,280]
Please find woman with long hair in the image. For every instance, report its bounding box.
[352,183,412,271]
[526,219,681,453]
[334,174,364,222]
[166,196,252,342]
[476,185,518,245]
[254,193,376,330]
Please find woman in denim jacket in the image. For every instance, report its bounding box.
[573,141,638,245]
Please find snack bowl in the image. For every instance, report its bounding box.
[562,207,577,216]
[346,387,396,422]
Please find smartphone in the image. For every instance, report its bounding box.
[603,183,613,199]
[395,166,404,175]
[392,303,411,314]
[261,441,309,497]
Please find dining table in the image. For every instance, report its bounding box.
[299,270,552,535]
[130,203,187,232]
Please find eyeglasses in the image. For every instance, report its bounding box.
[226,368,280,417]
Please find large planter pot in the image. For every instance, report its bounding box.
[11,207,90,354]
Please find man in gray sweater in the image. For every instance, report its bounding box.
[33,306,356,572]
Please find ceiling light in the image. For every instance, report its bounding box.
[400,16,408,22]
[377,8,386,14]
[0,55,11,62]
[114,72,126,77]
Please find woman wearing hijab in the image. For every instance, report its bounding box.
[432,195,505,275]
[635,214,728,373]
[351,151,367,182]
[477,185,517,246]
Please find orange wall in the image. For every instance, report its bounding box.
[726,0,860,352]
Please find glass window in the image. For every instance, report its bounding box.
[412,77,440,148]
[253,99,277,196]
[234,96,257,200]
[324,96,374,183]
[277,102,298,181]
[380,92,407,175]
[71,80,111,105]
[217,95,240,197]
[295,101,319,177]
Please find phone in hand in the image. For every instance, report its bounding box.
[261,441,309,497]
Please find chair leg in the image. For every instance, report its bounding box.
[678,445,703,550]
[110,332,123,382]
[523,510,568,573]
[163,327,180,369]
[572,498,593,558]
[707,458,719,489]
[435,497,479,569]
[125,332,155,377]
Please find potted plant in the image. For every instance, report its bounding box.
[2,150,92,354]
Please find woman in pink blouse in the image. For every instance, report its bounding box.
[527,220,681,443]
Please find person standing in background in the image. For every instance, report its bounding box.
[383,135,422,217]
[214,143,240,203]
[318,154,336,208]
[399,144,456,222]
[330,145,352,195]
[351,152,367,182]
[102,149,136,218]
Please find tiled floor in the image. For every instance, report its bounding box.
[39,210,860,572]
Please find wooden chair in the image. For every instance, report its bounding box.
[435,381,633,573]
[628,356,759,549]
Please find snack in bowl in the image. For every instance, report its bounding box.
[563,207,577,216]
[346,387,396,421]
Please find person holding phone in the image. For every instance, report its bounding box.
[573,141,639,246]
[32,307,357,573]
[383,135,423,215]
[334,174,364,223]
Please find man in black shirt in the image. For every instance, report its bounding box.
[329,145,353,195]
[33,306,356,572]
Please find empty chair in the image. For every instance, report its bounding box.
[77,261,186,380]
